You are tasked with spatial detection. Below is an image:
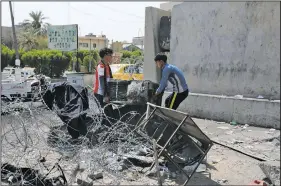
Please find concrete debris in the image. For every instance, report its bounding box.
[211,160,219,164]
[216,179,228,184]
[126,171,141,181]
[216,121,226,124]
[146,166,170,179]
[259,135,281,146]
[183,163,199,175]
[88,173,103,181]
[136,147,151,156]
[259,161,280,186]
[226,131,234,135]
[196,164,207,173]
[232,140,244,144]
[202,156,208,164]
[217,126,230,130]
[77,179,93,186]
[272,138,280,147]
[1,163,67,186]
[234,95,243,99]
[146,167,159,177]
[243,124,249,129]
[245,145,254,149]
[123,154,160,168]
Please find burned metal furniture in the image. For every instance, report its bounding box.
[108,79,159,105]
[107,80,160,126]
[135,102,213,185]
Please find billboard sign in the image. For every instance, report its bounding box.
[47,24,78,51]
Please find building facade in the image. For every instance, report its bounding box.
[112,41,123,52]
[132,36,144,47]
[78,33,109,51]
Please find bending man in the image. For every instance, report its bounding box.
[154,53,189,110]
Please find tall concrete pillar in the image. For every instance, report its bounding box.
[143,7,171,83]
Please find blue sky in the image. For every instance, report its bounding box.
[1,1,164,42]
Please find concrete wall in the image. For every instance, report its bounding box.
[170,2,280,100]
[162,92,280,129]
[143,7,171,83]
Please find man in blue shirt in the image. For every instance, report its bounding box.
[154,53,189,110]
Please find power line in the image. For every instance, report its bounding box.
[69,5,144,24]
[93,3,144,20]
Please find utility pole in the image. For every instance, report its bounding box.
[9,1,20,67]
[89,39,92,73]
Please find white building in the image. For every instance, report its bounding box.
[132,36,144,49]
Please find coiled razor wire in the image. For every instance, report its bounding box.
[0,92,161,186]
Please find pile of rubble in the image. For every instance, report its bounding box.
[1,83,213,186]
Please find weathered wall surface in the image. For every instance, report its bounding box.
[144,7,171,83]
[162,92,280,129]
[170,2,280,99]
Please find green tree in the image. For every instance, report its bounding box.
[1,45,14,71]
[37,36,48,50]
[21,50,70,77]
[131,50,142,57]
[121,50,132,59]
[18,27,40,51]
[120,49,143,64]
[19,11,50,36]
[83,55,97,72]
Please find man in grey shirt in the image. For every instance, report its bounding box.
[154,53,189,110]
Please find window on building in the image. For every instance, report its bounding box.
[82,43,88,47]
[93,43,96,48]
[79,43,83,46]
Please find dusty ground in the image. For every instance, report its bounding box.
[1,102,280,185]
[86,119,280,185]
[194,118,280,185]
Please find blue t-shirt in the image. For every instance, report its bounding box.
[156,63,189,94]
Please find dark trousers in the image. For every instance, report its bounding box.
[94,93,104,108]
[165,89,189,110]
[94,93,115,127]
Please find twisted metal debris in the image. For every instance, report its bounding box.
[1,92,154,185]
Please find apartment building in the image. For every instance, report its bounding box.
[111,41,123,52]
[78,33,109,51]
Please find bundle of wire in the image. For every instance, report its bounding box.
[1,92,156,186]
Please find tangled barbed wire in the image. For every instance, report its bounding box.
[1,92,157,186]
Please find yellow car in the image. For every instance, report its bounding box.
[110,64,143,80]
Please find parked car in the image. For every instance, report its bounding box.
[110,64,143,80]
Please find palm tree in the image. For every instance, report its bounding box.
[19,11,50,36]
[18,27,40,51]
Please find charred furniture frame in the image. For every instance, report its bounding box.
[135,103,213,185]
